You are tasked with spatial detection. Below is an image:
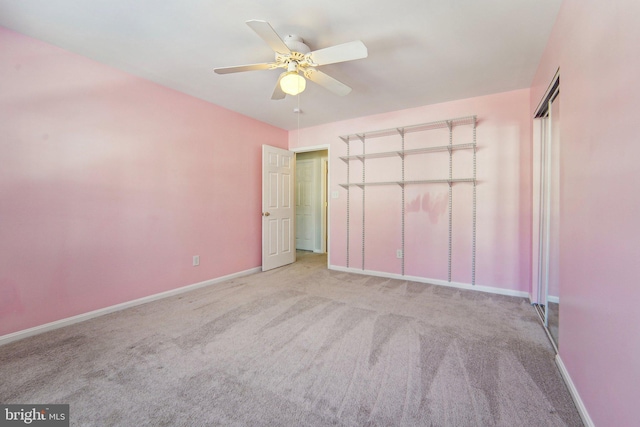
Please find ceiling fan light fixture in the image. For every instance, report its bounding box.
[280,71,306,95]
[215,21,367,99]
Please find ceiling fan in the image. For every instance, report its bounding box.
[214,20,368,99]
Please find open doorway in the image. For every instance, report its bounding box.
[293,148,329,256]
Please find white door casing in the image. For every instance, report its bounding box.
[262,145,295,271]
[321,158,328,254]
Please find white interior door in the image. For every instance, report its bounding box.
[296,159,315,251]
[262,145,295,271]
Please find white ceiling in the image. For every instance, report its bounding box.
[0,0,562,130]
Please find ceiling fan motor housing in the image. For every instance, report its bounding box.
[283,35,310,54]
[275,35,310,71]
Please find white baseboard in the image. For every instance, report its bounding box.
[547,295,560,304]
[0,267,261,347]
[328,265,529,298]
[555,354,594,427]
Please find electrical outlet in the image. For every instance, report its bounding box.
[331,191,339,199]
[193,255,200,266]
[396,249,403,259]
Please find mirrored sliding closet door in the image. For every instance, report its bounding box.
[534,72,560,350]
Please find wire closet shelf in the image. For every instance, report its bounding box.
[339,115,477,284]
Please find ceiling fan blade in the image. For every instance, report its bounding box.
[246,20,291,55]
[305,69,352,96]
[214,63,274,74]
[271,74,286,100]
[307,41,368,66]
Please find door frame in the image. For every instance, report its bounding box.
[532,68,560,307]
[291,144,331,267]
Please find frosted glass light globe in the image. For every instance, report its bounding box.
[280,72,306,95]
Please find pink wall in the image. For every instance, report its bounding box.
[6,3,637,421]
[0,28,288,336]
[289,89,532,293]
[531,1,640,425]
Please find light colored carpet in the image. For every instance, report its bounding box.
[0,252,582,426]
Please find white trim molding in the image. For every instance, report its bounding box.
[328,265,529,298]
[0,267,261,347]
[556,354,595,427]
[290,144,330,154]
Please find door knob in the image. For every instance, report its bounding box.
[263,212,270,217]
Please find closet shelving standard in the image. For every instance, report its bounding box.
[339,115,477,285]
